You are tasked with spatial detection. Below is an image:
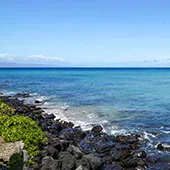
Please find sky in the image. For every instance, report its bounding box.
[0,0,170,67]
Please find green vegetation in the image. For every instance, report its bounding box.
[7,153,22,170]
[0,99,14,115]
[0,114,9,134]
[1,114,47,157]
[0,100,47,158]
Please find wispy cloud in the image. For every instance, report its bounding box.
[0,53,170,67]
[0,53,16,62]
[24,54,64,63]
[0,53,65,65]
[141,59,170,64]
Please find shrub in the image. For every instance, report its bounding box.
[0,114,9,134]
[0,100,14,115]
[7,153,23,170]
[1,115,47,157]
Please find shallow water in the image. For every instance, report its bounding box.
[1,68,170,157]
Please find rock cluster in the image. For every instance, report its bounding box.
[0,94,162,169]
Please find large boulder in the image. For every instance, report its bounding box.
[0,138,24,162]
[91,125,103,136]
[81,153,102,170]
[59,128,85,144]
[67,145,83,159]
[157,143,170,151]
[59,151,76,170]
[41,156,55,170]
[79,132,114,154]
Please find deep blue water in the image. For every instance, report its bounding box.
[1,68,170,157]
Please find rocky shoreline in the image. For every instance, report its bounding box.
[0,93,168,170]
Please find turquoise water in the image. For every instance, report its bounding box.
[1,68,170,150]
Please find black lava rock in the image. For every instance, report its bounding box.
[91,125,103,136]
[46,113,56,120]
[81,154,102,170]
[59,151,76,170]
[102,163,123,170]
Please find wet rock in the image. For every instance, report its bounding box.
[137,159,148,168]
[127,136,139,144]
[121,157,138,168]
[79,133,114,154]
[34,112,44,119]
[59,151,76,170]
[49,122,64,134]
[157,143,170,151]
[41,122,48,131]
[95,140,114,154]
[56,119,75,128]
[59,128,85,144]
[133,150,147,158]
[112,149,131,161]
[15,93,30,98]
[79,135,95,154]
[91,125,103,136]
[146,154,159,164]
[102,155,113,164]
[46,113,56,120]
[114,135,139,144]
[102,163,123,170]
[35,99,43,104]
[45,119,54,127]
[51,122,63,131]
[115,144,130,150]
[81,154,102,170]
[68,121,74,128]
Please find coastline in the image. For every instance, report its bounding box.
[0,92,169,169]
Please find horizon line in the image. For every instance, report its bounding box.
[0,66,170,69]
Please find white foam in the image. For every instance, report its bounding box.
[1,91,129,135]
[42,104,114,132]
[111,129,130,136]
[1,90,17,96]
[162,130,170,134]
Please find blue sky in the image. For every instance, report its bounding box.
[0,0,170,66]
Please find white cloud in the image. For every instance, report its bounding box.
[141,59,170,64]
[25,54,64,63]
[0,53,65,65]
[0,53,16,62]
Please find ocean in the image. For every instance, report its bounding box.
[1,68,170,157]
